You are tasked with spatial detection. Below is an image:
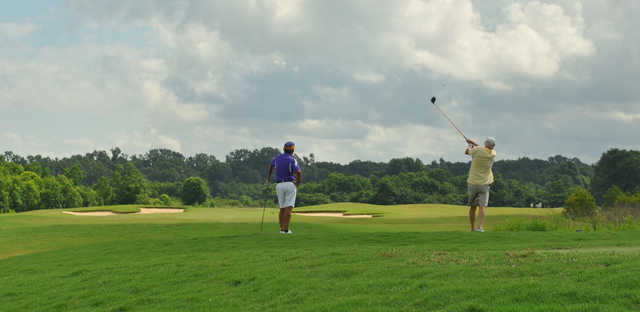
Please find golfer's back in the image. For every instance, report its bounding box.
[467,147,496,185]
[272,153,299,183]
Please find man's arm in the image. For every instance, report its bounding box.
[465,138,478,155]
[295,170,302,188]
[267,164,274,184]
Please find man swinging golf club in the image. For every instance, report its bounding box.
[465,137,496,232]
[267,141,301,234]
[428,96,496,231]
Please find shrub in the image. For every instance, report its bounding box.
[135,194,153,205]
[563,187,598,219]
[603,191,640,225]
[239,195,257,207]
[181,177,210,205]
[602,186,624,208]
[159,194,172,206]
[614,192,640,211]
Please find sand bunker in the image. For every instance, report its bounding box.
[294,211,373,218]
[63,208,184,216]
[63,211,117,216]
[138,208,184,214]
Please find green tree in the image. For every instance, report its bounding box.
[20,180,41,211]
[0,174,11,213]
[8,176,24,212]
[186,153,231,194]
[321,173,372,202]
[64,164,86,185]
[57,175,83,208]
[159,194,172,206]
[371,177,398,205]
[94,176,114,205]
[591,149,640,203]
[181,177,210,205]
[563,187,598,219]
[543,178,571,207]
[3,161,24,176]
[78,186,101,207]
[112,164,148,204]
[602,185,624,208]
[40,176,64,209]
[226,147,280,183]
[25,162,44,177]
[386,157,423,175]
[132,149,187,182]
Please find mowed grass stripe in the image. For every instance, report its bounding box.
[1,204,639,311]
[2,224,639,311]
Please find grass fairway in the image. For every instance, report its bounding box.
[2,203,640,311]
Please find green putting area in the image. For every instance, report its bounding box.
[2,204,639,311]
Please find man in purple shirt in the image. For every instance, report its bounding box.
[267,141,302,234]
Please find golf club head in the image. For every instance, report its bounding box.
[430,96,436,104]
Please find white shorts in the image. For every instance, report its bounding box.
[276,182,297,208]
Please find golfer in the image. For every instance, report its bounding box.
[465,137,496,232]
[267,141,302,234]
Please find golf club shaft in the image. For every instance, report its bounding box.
[260,205,266,233]
[260,185,268,233]
[432,101,468,141]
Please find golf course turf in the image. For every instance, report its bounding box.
[2,203,639,311]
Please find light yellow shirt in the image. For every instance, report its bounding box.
[467,147,496,185]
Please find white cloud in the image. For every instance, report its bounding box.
[3,131,23,145]
[355,123,462,161]
[292,120,462,163]
[609,111,640,123]
[1,45,145,112]
[109,129,182,153]
[297,119,369,139]
[353,72,385,84]
[0,22,37,38]
[67,1,595,89]
[141,81,210,122]
[1,131,52,157]
[63,138,95,147]
[391,0,594,88]
[0,1,636,164]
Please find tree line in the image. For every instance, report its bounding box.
[1,147,638,213]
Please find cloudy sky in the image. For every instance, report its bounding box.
[1,1,638,163]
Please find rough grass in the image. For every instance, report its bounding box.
[1,203,639,311]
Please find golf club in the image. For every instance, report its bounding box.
[260,183,269,233]
[429,96,468,142]
[260,203,266,233]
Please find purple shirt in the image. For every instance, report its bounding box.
[271,153,300,182]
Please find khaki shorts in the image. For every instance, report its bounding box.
[468,184,490,207]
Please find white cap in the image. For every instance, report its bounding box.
[485,137,496,146]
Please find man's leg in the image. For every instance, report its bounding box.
[476,206,486,230]
[281,182,296,233]
[469,205,477,231]
[276,183,285,231]
[475,186,489,230]
[282,206,293,231]
[279,208,286,231]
